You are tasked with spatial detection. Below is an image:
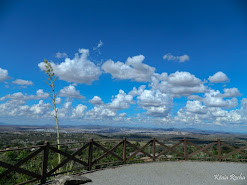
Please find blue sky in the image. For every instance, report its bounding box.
[0,0,247,132]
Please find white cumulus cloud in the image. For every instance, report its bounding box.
[185,100,207,114]
[129,85,146,97]
[12,79,34,86]
[55,97,62,104]
[203,90,238,109]
[87,90,133,119]
[208,71,229,83]
[89,96,104,105]
[86,106,116,118]
[137,89,173,117]
[163,53,190,63]
[59,85,84,99]
[0,89,49,101]
[30,100,50,115]
[150,71,207,97]
[0,68,9,82]
[39,49,102,84]
[108,90,133,110]
[221,88,241,98]
[72,104,87,118]
[102,55,155,82]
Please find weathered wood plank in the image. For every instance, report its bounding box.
[221,145,247,159]
[123,138,127,164]
[16,178,39,185]
[0,161,41,179]
[152,138,156,161]
[47,143,89,176]
[88,139,93,171]
[0,146,43,178]
[92,141,123,165]
[221,142,247,157]
[188,142,217,158]
[93,141,123,161]
[156,141,183,158]
[126,140,152,161]
[41,142,49,184]
[184,138,188,160]
[156,140,183,157]
[217,139,221,162]
[187,141,217,158]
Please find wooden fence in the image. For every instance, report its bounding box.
[0,137,247,185]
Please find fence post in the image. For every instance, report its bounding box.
[217,139,221,162]
[184,138,188,160]
[88,139,93,171]
[41,141,49,184]
[123,137,126,164]
[152,138,156,161]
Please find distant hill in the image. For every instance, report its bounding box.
[0,124,245,134]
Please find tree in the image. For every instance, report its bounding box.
[44,59,61,165]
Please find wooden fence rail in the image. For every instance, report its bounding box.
[0,138,246,184]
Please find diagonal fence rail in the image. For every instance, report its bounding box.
[0,137,246,184]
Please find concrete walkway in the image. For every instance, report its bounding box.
[83,161,247,185]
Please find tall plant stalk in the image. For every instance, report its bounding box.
[44,59,61,165]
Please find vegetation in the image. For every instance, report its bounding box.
[43,59,61,165]
[0,131,246,184]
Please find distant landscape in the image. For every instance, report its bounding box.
[1,1,247,184]
[1,124,246,150]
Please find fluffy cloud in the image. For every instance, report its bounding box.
[174,105,246,126]
[86,106,116,118]
[150,71,207,97]
[119,112,127,117]
[221,88,241,98]
[0,68,8,82]
[174,108,209,124]
[108,90,133,110]
[185,100,207,114]
[163,53,190,63]
[187,95,202,100]
[59,85,84,99]
[129,85,146,97]
[0,99,25,117]
[89,96,103,105]
[30,100,50,115]
[35,89,49,99]
[203,90,238,109]
[0,92,26,101]
[137,89,172,117]
[56,101,72,118]
[241,98,247,110]
[171,96,247,126]
[0,99,51,118]
[55,97,62,104]
[102,55,155,82]
[39,49,102,84]
[168,71,201,86]
[212,109,244,125]
[0,89,49,101]
[87,90,133,119]
[209,107,228,117]
[12,79,34,86]
[208,71,229,83]
[55,52,68,58]
[72,104,87,118]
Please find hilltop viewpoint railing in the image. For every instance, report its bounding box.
[0,137,246,185]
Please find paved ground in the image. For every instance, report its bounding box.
[83,161,247,185]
